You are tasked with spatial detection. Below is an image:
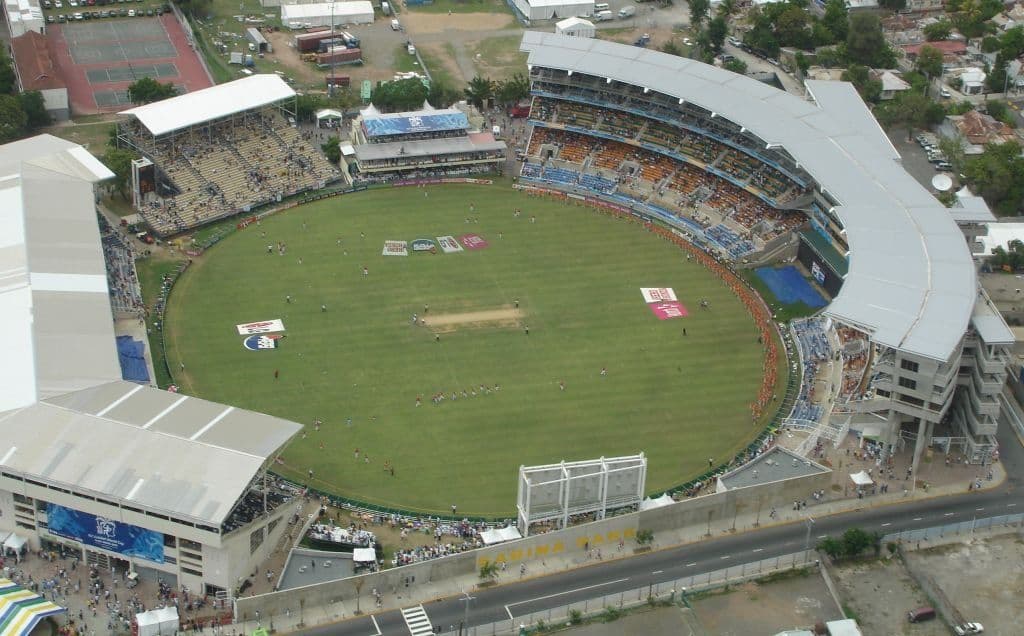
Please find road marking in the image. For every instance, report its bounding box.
[913,518,922,521]
[651,570,663,575]
[976,507,985,511]
[944,513,955,517]
[881,523,891,527]
[506,578,631,609]
[370,615,381,636]
[686,563,696,567]
[752,548,763,553]
[505,606,513,621]
[817,535,827,539]
[400,605,433,636]
[720,555,730,560]
[1008,503,1017,507]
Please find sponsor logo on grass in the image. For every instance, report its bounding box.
[437,236,463,253]
[382,240,408,256]
[649,301,688,320]
[641,287,677,303]
[243,334,283,351]
[411,239,435,252]
[236,319,285,335]
[459,234,489,250]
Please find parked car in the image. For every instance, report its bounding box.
[937,161,953,171]
[941,88,952,98]
[145,7,153,15]
[127,8,134,15]
[72,11,83,19]
[953,624,983,636]
[908,607,936,623]
[57,13,66,21]
[119,7,127,15]
[46,14,55,22]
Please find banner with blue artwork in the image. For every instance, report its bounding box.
[46,504,164,564]
[362,111,469,138]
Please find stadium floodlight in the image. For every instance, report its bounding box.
[765,143,781,150]
[567,70,573,76]
[643,87,650,93]
[678,98,684,104]
[607,77,613,84]
[710,112,717,118]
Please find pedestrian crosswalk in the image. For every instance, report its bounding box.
[401,604,434,636]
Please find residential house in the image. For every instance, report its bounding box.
[939,110,1020,154]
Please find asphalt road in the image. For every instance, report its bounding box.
[301,424,1023,636]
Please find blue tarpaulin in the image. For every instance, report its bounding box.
[362,110,468,138]
[116,336,150,383]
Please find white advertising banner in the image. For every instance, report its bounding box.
[640,288,677,303]
[437,236,463,253]
[382,240,408,256]
[236,319,286,335]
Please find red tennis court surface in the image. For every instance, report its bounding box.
[48,15,212,115]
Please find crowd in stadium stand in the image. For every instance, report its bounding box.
[521,121,805,257]
[356,149,506,173]
[97,213,144,315]
[221,486,293,534]
[837,326,870,400]
[790,318,832,423]
[127,112,340,236]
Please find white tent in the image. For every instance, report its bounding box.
[136,606,179,636]
[555,17,595,38]
[2,534,27,562]
[849,470,874,486]
[639,493,675,510]
[352,547,376,563]
[480,526,523,545]
[513,0,594,21]
[315,108,343,128]
[281,1,374,27]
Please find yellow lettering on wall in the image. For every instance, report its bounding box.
[607,531,621,542]
[535,545,549,556]
[495,553,507,563]
[509,550,523,561]
[591,534,605,545]
[477,557,490,568]
[624,527,636,539]
[576,537,589,549]
[552,541,565,554]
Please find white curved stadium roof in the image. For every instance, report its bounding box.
[123,74,295,138]
[521,32,976,361]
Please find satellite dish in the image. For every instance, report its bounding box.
[932,174,953,192]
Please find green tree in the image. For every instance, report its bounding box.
[775,5,812,49]
[915,45,944,80]
[661,39,684,56]
[724,58,748,74]
[846,13,894,67]
[127,77,177,105]
[795,51,810,76]
[372,77,429,111]
[982,35,1001,52]
[321,136,341,164]
[478,560,499,582]
[495,73,529,105]
[923,19,953,41]
[841,64,882,102]
[295,93,324,123]
[463,75,495,109]
[985,99,1016,125]
[688,0,711,28]
[817,536,843,560]
[964,142,1024,215]
[715,0,737,20]
[708,16,728,53]
[840,528,876,558]
[0,95,26,143]
[0,49,16,95]
[18,91,50,130]
[427,80,461,108]
[821,0,849,43]
[101,147,137,200]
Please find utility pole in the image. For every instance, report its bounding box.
[458,590,475,636]
[804,516,815,555]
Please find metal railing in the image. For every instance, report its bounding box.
[438,551,818,636]
[883,512,1024,544]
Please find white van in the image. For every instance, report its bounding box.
[594,2,609,10]
[618,5,635,17]
[391,18,400,30]
[595,10,613,21]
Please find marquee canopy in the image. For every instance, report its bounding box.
[0,577,65,636]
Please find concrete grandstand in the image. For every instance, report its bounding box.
[0,134,304,596]
[346,103,507,182]
[519,32,1013,473]
[118,74,342,236]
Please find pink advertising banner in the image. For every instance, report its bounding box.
[648,301,688,320]
[459,234,489,250]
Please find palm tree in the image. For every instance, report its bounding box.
[464,75,495,110]
[716,0,737,21]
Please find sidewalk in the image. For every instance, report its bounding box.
[225,452,1007,635]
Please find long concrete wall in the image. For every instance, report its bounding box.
[234,469,830,621]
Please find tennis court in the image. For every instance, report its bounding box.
[47,15,213,114]
[86,63,178,84]
[64,21,176,64]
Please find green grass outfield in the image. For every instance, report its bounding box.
[164,184,784,517]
